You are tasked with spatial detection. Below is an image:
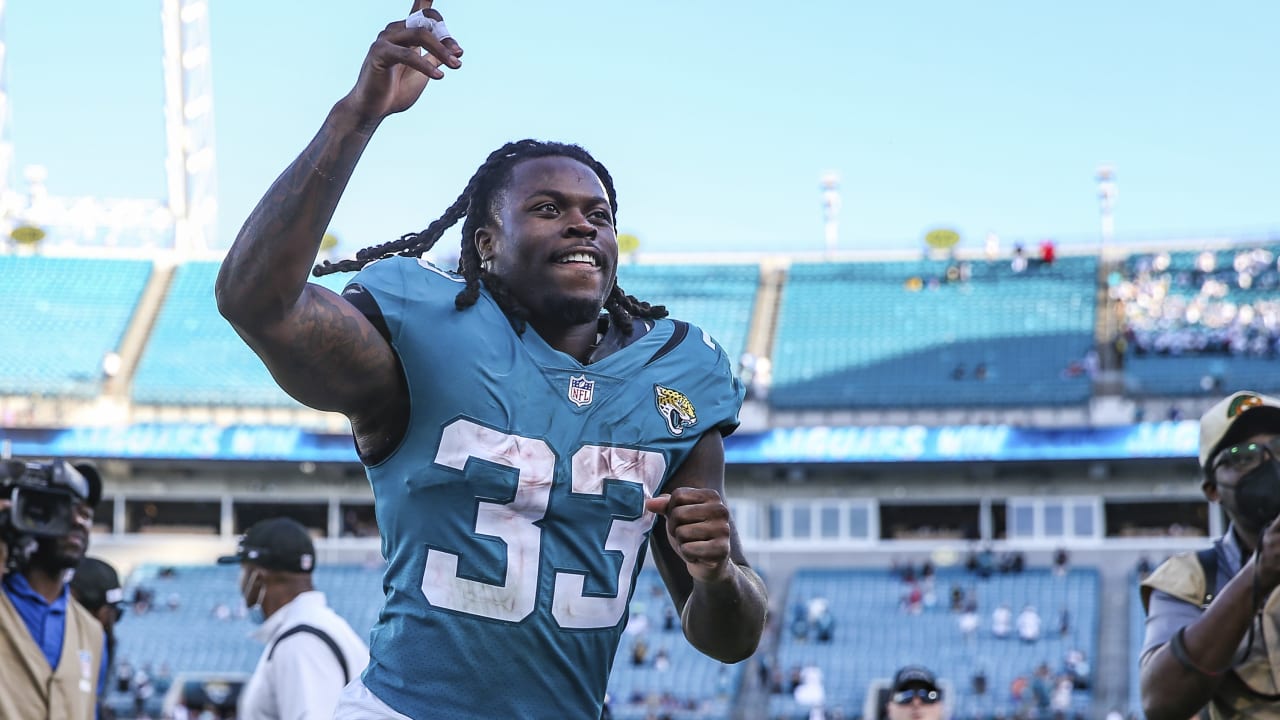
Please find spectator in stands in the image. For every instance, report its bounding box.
[886,665,944,720]
[217,517,369,720]
[1030,663,1053,713]
[1140,390,1280,719]
[1064,649,1090,689]
[1017,604,1042,643]
[1012,244,1028,273]
[0,460,108,720]
[971,667,988,696]
[1039,239,1056,265]
[1053,547,1070,576]
[992,603,1013,639]
[1057,606,1071,637]
[70,556,126,720]
[814,606,836,643]
[958,600,980,644]
[214,9,767,718]
[630,635,649,666]
[794,665,827,720]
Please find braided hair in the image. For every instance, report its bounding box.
[314,140,666,334]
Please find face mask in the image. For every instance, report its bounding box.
[240,569,267,625]
[1232,461,1280,530]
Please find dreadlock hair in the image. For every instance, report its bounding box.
[314,139,667,335]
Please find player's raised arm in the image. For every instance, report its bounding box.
[214,1,462,419]
[646,431,768,664]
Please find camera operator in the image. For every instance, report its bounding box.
[0,459,109,720]
[1141,391,1280,720]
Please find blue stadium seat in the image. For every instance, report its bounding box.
[132,262,351,406]
[616,263,759,365]
[770,257,1097,409]
[770,566,1100,719]
[0,256,151,397]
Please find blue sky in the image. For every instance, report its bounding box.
[5,1,1278,257]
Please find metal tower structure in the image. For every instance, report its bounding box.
[162,0,217,255]
[820,171,841,256]
[0,0,13,239]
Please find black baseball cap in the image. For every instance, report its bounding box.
[217,517,316,573]
[893,665,940,693]
[70,556,124,611]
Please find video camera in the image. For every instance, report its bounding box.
[0,459,101,570]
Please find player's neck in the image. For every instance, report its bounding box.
[533,319,602,364]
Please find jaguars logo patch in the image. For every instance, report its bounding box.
[1228,394,1265,418]
[655,385,697,436]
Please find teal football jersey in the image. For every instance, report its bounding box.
[347,256,744,719]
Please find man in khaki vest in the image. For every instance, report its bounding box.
[0,460,107,720]
[1141,391,1280,720]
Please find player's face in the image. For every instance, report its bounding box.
[479,156,618,327]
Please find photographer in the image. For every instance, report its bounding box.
[1141,391,1280,720]
[0,459,109,720]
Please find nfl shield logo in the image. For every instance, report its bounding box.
[568,374,595,407]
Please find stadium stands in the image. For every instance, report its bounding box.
[131,262,352,406]
[769,566,1098,720]
[615,262,759,366]
[770,257,1098,409]
[0,256,151,397]
[110,563,740,720]
[1117,246,1280,397]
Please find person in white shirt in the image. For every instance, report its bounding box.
[1017,605,1042,643]
[991,603,1013,639]
[218,517,369,719]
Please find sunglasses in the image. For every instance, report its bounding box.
[892,689,941,705]
[1213,437,1280,473]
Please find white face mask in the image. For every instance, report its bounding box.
[240,568,267,625]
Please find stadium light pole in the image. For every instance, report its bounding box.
[0,0,13,240]
[1096,164,1117,249]
[820,171,841,258]
[162,0,218,256]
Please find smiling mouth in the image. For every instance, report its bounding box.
[555,251,600,267]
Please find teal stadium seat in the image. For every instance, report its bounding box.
[615,263,759,366]
[771,257,1098,409]
[771,566,1099,719]
[132,262,352,406]
[0,256,151,397]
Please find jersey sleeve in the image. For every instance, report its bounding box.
[681,323,746,437]
[344,256,465,345]
[344,256,410,345]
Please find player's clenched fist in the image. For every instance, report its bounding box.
[646,488,734,584]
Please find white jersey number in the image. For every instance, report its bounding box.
[423,418,667,627]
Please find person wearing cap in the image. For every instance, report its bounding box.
[0,459,109,720]
[218,517,368,720]
[886,665,944,720]
[70,557,125,720]
[1140,391,1280,720]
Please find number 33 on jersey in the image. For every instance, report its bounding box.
[347,257,744,716]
